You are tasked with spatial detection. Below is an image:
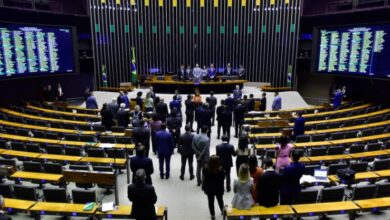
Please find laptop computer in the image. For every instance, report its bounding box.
[314,169,329,183]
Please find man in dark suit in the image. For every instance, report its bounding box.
[178,125,195,180]
[108,98,119,119]
[117,103,130,128]
[155,124,174,179]
[185,94,196,132]
[167,110,182,148]
[130,146,154,185]
[195,104,204,134]
[220,106,232,139]
[86,92,98,109]
[132,120,151,156]
[280,150,305,205]
[169,96,182,115]
[128,169,157,220]
[216,100,226,139]
[201,103,213,138]
[155,98,169,122]
[248,94,255,112]
[225,93,235,112]
[293,112,306,140]
[216,135,236,192]
[206,91,217,126]
[260,92,267,111]
[257,158,282,210]
[178,64,187,80]
[233,103,246,138]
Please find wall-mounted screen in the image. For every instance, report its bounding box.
[0,23,77,79]
[312,24,390,79]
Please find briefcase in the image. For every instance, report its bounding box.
[337,168,356,182]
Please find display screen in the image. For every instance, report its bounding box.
[313,24,390,79]
[0,23,76,79]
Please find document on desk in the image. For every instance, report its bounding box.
[102,202,114,212]
[100,143,115,148]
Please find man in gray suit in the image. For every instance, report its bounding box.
[192,125,210,186]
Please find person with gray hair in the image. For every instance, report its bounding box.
[128,169,157,220]
[0,195,11,220]
[108,98,119,118]
[117,103,130,128]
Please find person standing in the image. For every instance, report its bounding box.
[202,155,225,220]
[225,93,235,112]
[146,86,156,102]
[216,135,236,192]
[280,150,305,205]
[150,114,162,155]
[271,92,281,111]
[155,98,169,122]
[293,112,306,140]
[248,155,263,201]
[193,91,203,107]
[216,100,226,139]
[167,110,182,148]
[221,105,233,139]
[185,94,196,132]
[155,124,174,179]
[117,103,130,128]
[202,104,213,138]
[174,90,182,103]
[128,169,157,220]
[169,96,182,115]
[86,92,98,109]
[233,85,242,101]
[135,91,143,109]
[235,134,250,174]
[108,98,119,119]
[259,92,267,111]
[56,83,65,101]
[130,146,154,185]
[144,92,154,112]
[257,158,282,210]
[192,126,210,186]
[123,91,130,109]
[195,104,204,134]
[132,120,151,157]
[275,136,294,173]
[101,103,114,131]
[248,94,255,112]
[178,125,195,181]
[233,103,246,138]
[333,89,343,110]
[206,91,217,126]
[231,164,254,210]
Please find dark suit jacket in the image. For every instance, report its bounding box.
[178,132,195,156]
[216,143,236,168]
[202,167,225,196]
[281,162,305,196]
[130,155,154,184]
[234,105,246,123]
[248,99,255,111]
[117,109,130,128]
[260,97,267,111]
[155,130,174,156]
[132,127,150,149]
[195,106,204,124]
[206,96,217,110]
[200,108,213,127]
[167,116,182,132]
[169,100,181,113]
[128,183,157,220]
[225,97,235,111]
[293,116,306,137]
[101,109,114,129]
[216,105,225,122]
[155,102,168,121]
[220,110,232,127]
[86,96,98,109]
[257,170,282,207]
[185,99,195,116]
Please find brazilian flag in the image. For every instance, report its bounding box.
[131,47,137,83]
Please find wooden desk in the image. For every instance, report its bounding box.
[38,154,82,163]
[362,133,390,141]
[96,143,135,149]
[330,138,365,145]
[294,141,333,148]
[80,157,127,165]
[374,170,390,178]
[10,171,63,184]
[30,202,97,216]
[224,205,294,219]
[306,154,352,163]
[0,108,89,125]
[0,133,29,141]
[58,140,95,147]
[27,104,99,118]
[1,150,40,159]
[292,201,359,216]
[302,104,372,118]
[4,198,36,211]
[328,172,379,183]
[350,150,389,159]
[67,105,100,112]
[354,197,390,210]
[95,205,167,219]
[28,137,61,144]
[255,144,276,150]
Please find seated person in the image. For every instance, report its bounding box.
[225,63,233,76]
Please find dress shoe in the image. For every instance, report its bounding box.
[226,187,231,192]
[165,175,170,179]
[160,174,164,179]
[179,176,184,181]
[190,175,195,180]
